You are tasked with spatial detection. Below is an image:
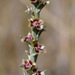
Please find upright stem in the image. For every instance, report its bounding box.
[21,1,50,75]
[29,5,40,63]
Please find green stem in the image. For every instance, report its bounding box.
[27,2,45,75]
[29,4,40,62]
[29,46,38,62]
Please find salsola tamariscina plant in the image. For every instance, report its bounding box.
[20,0,50,75]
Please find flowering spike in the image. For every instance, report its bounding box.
[20,0,50,75]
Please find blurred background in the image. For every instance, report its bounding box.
[0,0,75,75]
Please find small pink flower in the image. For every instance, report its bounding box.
[24,60,32,69]
[21,33,34,42]
[34,44,45,53]
[29,18,44,30]
[24,35,33,42]
[21,59,36,70]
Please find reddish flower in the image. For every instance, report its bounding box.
[29,18,44,30]
[21,33,34,42]
[24,60,32,69]
[34,44,45,53]
[21,59,36,70]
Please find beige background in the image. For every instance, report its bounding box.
[0,0,75,75]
